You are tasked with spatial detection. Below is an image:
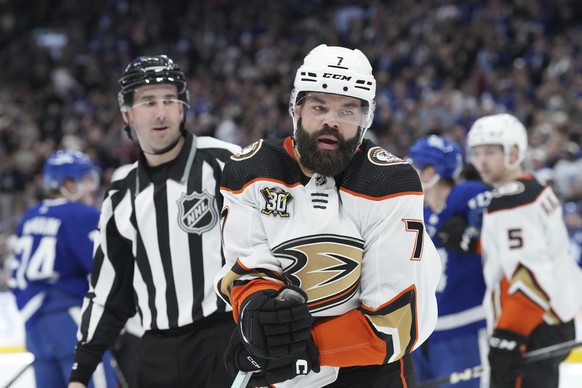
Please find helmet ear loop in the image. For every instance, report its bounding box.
[504,145,522,170]
[59,181,82,201]
[290,103,301,138]
[178,99,190,135]
[121,107,142,150]
[291,114,299,137]
[423,173,441,191]
[357,125,367,146]
[291,116,302,159]
[357,101,375,145]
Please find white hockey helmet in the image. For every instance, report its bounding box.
[467,113,528,169]
[289,44,376,142]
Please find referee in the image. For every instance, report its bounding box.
[68,55,240,388]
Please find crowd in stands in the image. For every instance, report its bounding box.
[1,0,582,260]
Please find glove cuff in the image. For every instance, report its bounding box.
[490,328,527,351]
[277,285,308,304]
[69,362,95,385]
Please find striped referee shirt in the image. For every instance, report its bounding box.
[74,132,240,373]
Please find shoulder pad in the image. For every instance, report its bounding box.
[340,140,422,198]
[222,139,302,192]
[366,146,408,166]
[230,139,264,161]
[488,178,545,212]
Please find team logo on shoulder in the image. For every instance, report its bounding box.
[494,181,525,197]
[260,187,293,217]
[231,139,263,161]
[177,191,219,234]
[368,146,405,166]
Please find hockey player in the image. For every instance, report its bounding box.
[10,150,117,388]
[214,44,441,387]
[467,113,582,388]
[407,135,491,388]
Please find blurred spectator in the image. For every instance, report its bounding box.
[564,201,582,268]
[553,142,582,200]
[1,0,582,237]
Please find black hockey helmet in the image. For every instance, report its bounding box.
[117,55,189,111]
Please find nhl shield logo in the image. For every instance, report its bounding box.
[177,191,219,234]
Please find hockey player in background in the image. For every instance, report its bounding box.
[10,150,117,388]
[407,135,491,388]
[467,113,582,388]
[214,44,442,387]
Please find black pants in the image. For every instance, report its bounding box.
[326,354,416,388]
[113,331,141,387]
[134,314,236,388]
[519,320,575,388]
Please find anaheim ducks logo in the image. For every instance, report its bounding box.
[231,139,263,161]
[494,180,525,197]
[273,234,364,313]
[368,146,406,166]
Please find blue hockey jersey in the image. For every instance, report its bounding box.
[568,227,582,269]
[424,180,490,340]
[10,198,99,328]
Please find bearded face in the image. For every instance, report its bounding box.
[294,120,361,177]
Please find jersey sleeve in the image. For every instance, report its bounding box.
[484,203,548,336]
[312,190,441,366]
[65,206,100,274]
[214,185,287,319]
[73,190,137,377]
[483,184,577,336]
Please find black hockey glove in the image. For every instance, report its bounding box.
[488,328,527,388]
[224,327,320,385]
[239,285,313,359]
[436,215,479,253]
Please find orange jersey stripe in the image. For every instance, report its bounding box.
[231,279,280,321]
[221,177,303,195]
[312,309,386,366]
[339,186,423,201]
[400,357,408,388]
[497,277,544,336]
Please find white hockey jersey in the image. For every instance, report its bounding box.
[481,174,582,336]
[214,137,441,386]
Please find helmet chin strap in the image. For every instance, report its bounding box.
[59,183,82,201]
[291,116,306,162]
[422,174,440,191]
[504,153,521,170]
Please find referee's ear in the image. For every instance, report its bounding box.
[122,110,131,125]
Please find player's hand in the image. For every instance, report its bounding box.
[436,215,479,253]
[224,327,320,384]
[239,285,313,358]
[488,328,527,388]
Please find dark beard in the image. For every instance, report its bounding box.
[295,122,360,177]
